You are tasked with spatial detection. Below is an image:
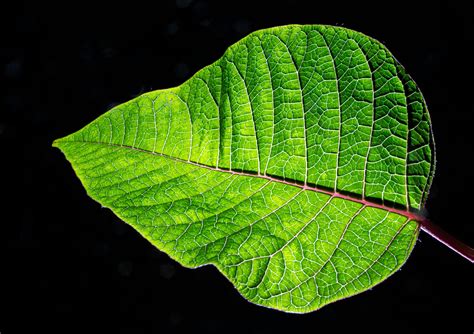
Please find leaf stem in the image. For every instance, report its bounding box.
[419,218,474,263]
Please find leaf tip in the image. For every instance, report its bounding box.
[52,137,65,149]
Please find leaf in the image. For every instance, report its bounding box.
[53,25,435,313]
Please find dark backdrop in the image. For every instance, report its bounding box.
[4,1,473,333]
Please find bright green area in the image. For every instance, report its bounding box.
[54,25,435,313]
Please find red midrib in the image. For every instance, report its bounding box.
[65,139,425,222]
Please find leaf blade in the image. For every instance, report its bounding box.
[54,24,434,312]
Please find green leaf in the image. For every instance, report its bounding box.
[53,25,435,313]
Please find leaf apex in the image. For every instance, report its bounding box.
[52,137,66,148]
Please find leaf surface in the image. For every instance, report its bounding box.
[54,25,435,313]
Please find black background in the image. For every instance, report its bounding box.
[4,1,473,333]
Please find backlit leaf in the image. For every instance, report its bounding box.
[54,25,435,313]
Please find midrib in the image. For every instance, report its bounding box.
[59,139,424,223]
